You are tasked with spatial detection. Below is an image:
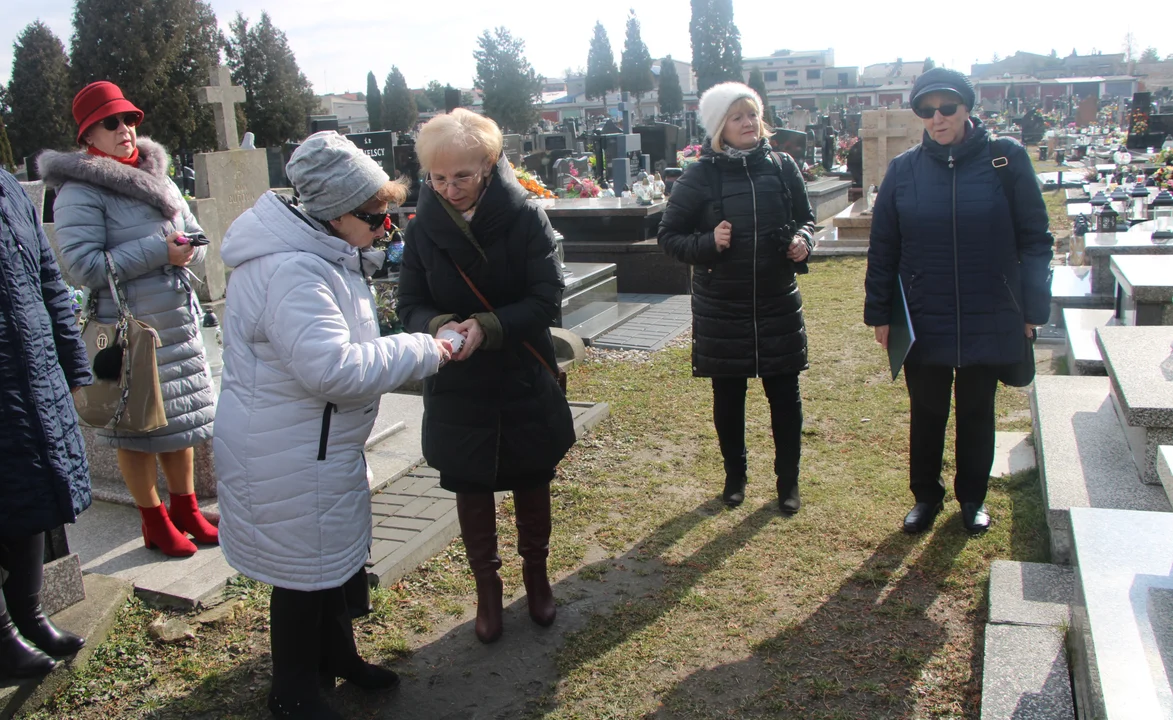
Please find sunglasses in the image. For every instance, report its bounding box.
[101,113,140,131]
[350,210,393,232]
[913,103,961,120]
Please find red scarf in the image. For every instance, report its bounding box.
[87,144,140,167]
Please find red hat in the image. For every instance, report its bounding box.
[72,81,144,144]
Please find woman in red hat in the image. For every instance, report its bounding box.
[38,81,219,557]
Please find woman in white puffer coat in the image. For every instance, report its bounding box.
[213,132,452,720]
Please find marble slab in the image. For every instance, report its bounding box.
[1111,255,1173,305]
[1069,507,1173,719]
[1064,308,1116,375]
[1031,375,1168,564]
[1159,446,1173,511]
[535,197,666,217]
[1085,228,1173,295]
[988,560,1074,627]
[1098,326,1173,483]
[981,624,1075,720]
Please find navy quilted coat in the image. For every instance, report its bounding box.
[0,169,93,535]
[658,140,816,378]
[864,119,1054,367]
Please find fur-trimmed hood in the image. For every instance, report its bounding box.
[37,137,184,218]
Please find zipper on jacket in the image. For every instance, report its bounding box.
[744,157,761,377]
[950,150,961,365]
[1002,274,1023,317]
[317,402,337,461]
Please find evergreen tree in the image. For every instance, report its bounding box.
[923,57,936,71]
[225,12,317,147]
[747,67,768,106]
[414,89,436,113]
[7,22,74,161]
[366,71,383,131]
[620,10,654,116]
[1141,47,1161,63]
[0,116,16,172]
[474,27,543,133]
[658,56,684,115]
[690,0,743,94]
[585,21,618,111]
[70,0,223,152]
[382,66,417,133]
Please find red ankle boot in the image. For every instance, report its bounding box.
[168,493,219,545]
[139,504,197,557]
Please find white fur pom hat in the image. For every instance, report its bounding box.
[699,82,763,138]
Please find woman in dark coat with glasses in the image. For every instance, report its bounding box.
[865,68,1053,536]
[398,109,576,646]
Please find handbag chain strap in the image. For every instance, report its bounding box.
[98,252,136,429]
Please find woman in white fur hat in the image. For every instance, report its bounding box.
[658,82,815,513]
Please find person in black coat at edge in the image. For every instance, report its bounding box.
[864,68,1053,535]
[0,168,91,679]
[659,82,816,513]
[398,109,576,645]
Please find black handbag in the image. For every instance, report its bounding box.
[989,139,1042,388]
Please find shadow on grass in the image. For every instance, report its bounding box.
[645,526,971,720]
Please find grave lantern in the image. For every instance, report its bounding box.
[1094,203,1120,233]
[1150,189,1173,241]
[1089,190,1110,207]
[1109,187,1130,217]
[1130,183,1151,222]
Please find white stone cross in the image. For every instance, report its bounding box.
[199,66,246,152]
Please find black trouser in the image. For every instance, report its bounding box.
[904,363,999,506]
[269,570,365,702]
[0,533,47,622]
[712,374,803,483]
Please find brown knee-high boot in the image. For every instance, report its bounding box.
[455,493,503,643]
[513,486,556,627]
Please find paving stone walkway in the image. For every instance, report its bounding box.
[591,294,691,351]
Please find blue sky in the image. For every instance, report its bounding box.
[0,0,1163,94]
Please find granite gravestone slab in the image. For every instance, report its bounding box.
[346,131,396,178]
[1097,325,1173,484]
[1110,255,1173,326]
[860,109,922,191]
[1077,96,1098,128]
[188,65,267,303]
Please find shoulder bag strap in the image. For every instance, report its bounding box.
[440,249,560,383]
[989,139,1020,251]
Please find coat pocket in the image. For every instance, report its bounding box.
[317,402,337,461]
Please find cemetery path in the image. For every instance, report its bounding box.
[26,257,1051,720]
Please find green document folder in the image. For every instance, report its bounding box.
[888,278,916,381]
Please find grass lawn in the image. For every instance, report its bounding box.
[28,257,1050,720]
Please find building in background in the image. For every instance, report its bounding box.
[318,93,369,134]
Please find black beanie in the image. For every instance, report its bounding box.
[910,68,976,111]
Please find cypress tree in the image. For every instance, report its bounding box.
[474,27,543,134]
[690,0,743,94]
[382,67,418,133]
[620,10,654,117]
[585,21,618,111]
[7,22,74,161]
[225,12,318,147]
[366,71,383,131]
[747,67,769,106]
[658,56,684,116]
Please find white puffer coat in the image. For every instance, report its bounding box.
[214,191,442,591]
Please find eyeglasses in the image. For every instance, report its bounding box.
[426,170,482,192]
[101,113,140,131]
[350,210,392,232]
[913,103,961,120]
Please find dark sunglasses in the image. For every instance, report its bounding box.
[350,210,393,232]
[913,103,961,119]
[101,113,140,131]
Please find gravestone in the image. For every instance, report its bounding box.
[346,130,396,179]
[860,108,922,191]
[790,108,812,132]
[188,65,270,304]
[770,129,807,165]
[1077,96,1098,128]
[503,134,523,165]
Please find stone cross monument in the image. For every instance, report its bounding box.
[860,108,923,191]
[199,65,247,152]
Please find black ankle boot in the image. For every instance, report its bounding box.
[722,475,747,507]
[13,609,85,658]
[776,477,801,515]
[337,661,400,691]
[0,613,56,679]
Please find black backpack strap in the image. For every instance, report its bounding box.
[989,138,1019,245]
[768,151,795,208]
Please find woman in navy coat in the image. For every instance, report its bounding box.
[0,169,91,678]
[864,69,1053,535]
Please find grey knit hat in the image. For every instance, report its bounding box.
[286,131,389,220]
